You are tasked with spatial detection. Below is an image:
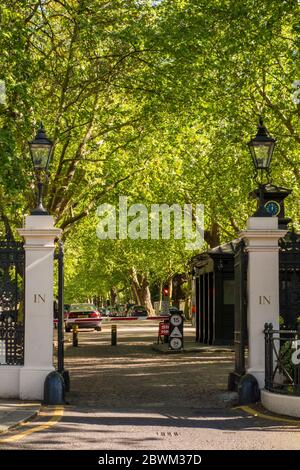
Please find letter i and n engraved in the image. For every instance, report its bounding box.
[34,294,46,304]
[259,295,271,305]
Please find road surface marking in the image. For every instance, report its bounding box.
[0,406,64,443]
[239,405,300,425]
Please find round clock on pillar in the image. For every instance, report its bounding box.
[250,184,292,229]
[264,200,281,217]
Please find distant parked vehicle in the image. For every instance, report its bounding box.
[108,307,118,317]
[99,307,110,317]
[101,307,117,317]
[65,303,102,332]
[116,304,126,316]
[125,303,135,315]
[126,305,148,318]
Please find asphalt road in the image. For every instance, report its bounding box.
[1,321,300,450]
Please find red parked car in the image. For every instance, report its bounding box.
[65,303,102,332]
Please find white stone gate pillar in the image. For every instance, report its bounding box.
[240,217,287,389]
[18,215,61,400]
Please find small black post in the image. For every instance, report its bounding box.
[72,324,78,347]
[268,323,274,391]
[264,323,270,390]
[111,324,117,346]
[264,323,273,392]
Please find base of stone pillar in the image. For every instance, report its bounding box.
[19,367,55,400]
[0,366,22,398]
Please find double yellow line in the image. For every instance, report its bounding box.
[239,405,300,425]
[0,406,64,443]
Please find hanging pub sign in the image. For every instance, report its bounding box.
[169,311,184,351]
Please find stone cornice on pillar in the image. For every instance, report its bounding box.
[17,215,61,247]
[239,217,287,249]
[17,228,61,248]
[240,229,288,250]
[245,246,281,253]
[240,229,288,239]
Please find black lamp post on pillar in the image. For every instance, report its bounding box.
[28,123,69,402]
[248,117,276,216]
[28,122,53,215]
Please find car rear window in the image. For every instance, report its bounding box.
[69,304,96,312]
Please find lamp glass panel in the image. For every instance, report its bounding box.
[31,144,51,170]
[252,143,270,169]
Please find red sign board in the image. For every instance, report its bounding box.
[159,322,170,336]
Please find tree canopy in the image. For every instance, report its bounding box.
[0,0,299,309]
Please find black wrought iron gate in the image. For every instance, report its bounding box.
[228,240,247,391]
[54,240,69,390]
[0,240,25,365]
[279,231,300,328]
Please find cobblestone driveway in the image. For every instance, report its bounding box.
[61,321,234,410]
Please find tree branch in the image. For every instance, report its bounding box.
[59,161,150,231]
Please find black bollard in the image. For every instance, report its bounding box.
[72,324,78,347]
[111,324,117,346]
[44,371,65,405]
[238,374,260,405]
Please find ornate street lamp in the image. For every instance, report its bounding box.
[28,123,53,215]
[248,117,276,179]
[248,117,276,216]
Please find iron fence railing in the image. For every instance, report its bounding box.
[264,323,300,395]
[0,240,25,366]
[0,319,24,365]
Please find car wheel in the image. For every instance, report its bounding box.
[65,326,71,333]
[95,327,101,332]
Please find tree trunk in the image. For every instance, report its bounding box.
[130,267,154,315]
[110,287,117,306]
[131,279,141,305]
[168,277,173,304]
[140,285,154,316]
[204,221,220,248]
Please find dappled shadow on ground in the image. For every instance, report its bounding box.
[62,327,234,410]
[48,406,300,432]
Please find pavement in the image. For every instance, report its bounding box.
[0,400,40,433]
